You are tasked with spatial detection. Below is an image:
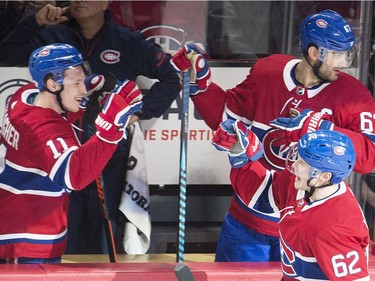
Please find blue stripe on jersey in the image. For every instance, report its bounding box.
[282,251,328,280]
[234,191,279,223]
[0,164,64,195]
[363,131,375,142]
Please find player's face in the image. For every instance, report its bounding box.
[291,156,312,191]
[317,50,354,82]
[69,1,109,20]
[60,66,87,112]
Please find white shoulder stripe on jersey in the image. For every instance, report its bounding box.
[247,169,280,218]
[64,153,74,190]
[49,146,78,182]
[21,89,40,105]
[0,183,64,197]
[0,229,67,241]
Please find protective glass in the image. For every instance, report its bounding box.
[319,47,356,68]
[285,144,321,179]
[285,144,299,175]
[62,61,91,86]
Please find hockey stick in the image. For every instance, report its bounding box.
[96,177,117,263]
[175,263,196,281]
[176,70,190,262]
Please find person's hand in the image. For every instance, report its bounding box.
[269,108,333,146]
[211,119,237,151]
[171,43,211,95]
[95,80,143,144]
[80,73,118,110]
[212,119,263,168]
[35,4,69,26]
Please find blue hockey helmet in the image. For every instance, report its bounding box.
[295,130,356,184]
[29,43,88,90]
[300,10,355,54]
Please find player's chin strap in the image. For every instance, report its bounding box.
[46,86,69,113]
[305,178,332,203]
[304,55,329,84]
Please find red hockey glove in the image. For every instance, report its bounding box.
[269,108,334,146]
[171,43,211,95]
[211,119,237,151]
[212,120,263,168]
[95,80,143,144]
[80,73,118,110]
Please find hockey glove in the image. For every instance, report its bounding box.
[228,120,263,168]
[95,80,143,144]
[171,43,211,95]
[211,119,237,151]
[212,120,263,168]
[80,73,118,110]
[269,108,334,146]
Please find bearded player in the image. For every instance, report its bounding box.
[172,10,375,262]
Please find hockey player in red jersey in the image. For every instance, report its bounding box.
[171,10,375,262]
[0,43,143,263]
[212,121,370,280]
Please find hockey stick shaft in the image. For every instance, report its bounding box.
[177,70,190,262]
[96,177,118,263]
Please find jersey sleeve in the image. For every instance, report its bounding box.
[51,136,117,190]
[191,68,255,130]
[229,160,294,209]
[191,82,227,130]
[225,68,257,125]
[312,227,369,280]
[36,116,117,191]
[127,32,180,119]
[332,83,375,173]
[230,161,269,204]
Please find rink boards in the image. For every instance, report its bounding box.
[0,254,374,281]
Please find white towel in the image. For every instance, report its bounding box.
[119,122,151,254]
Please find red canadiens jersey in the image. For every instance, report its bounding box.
[193,54,375,236]
[0,83,117,258]
[231,162,370,280]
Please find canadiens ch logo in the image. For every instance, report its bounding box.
[100,49,120,64]
[140,25,187,55]
[262,128,291,171]
[316,19,328,28]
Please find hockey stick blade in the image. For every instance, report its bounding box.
[175,263,196,281]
